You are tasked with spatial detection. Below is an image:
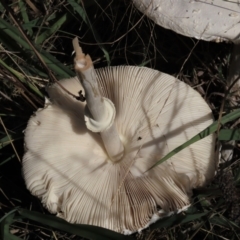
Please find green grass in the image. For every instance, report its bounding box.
[0,0,239,239]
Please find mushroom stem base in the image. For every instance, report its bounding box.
[101,127,124,162]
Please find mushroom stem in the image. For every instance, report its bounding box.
[72,37,124,162]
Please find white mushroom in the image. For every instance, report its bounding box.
[133,0,240,43]
[22,39,216,234]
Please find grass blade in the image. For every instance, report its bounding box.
[18,0,33,36]
[150,211,208,229]
[35,13,68,45]
[0,59,44,99]
[0,133,22,150]
[0,209,21,240]
[0,18,74,78]
[0,154,16,166]
[219,129,240,141]
[18,209,134,240]
[209,216,239,229]
[148,109,240,170]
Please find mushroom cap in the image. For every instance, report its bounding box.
[133,0,240,43]
[23,66,216,234]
